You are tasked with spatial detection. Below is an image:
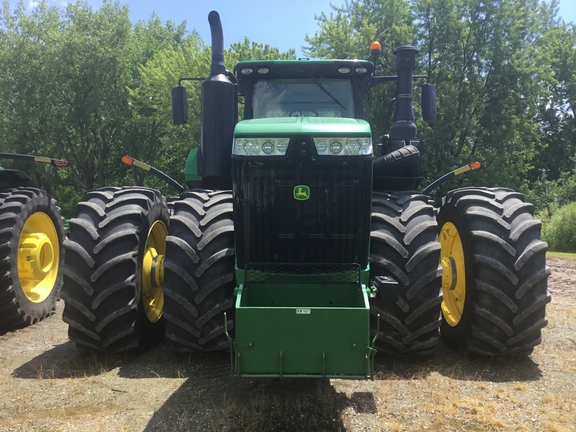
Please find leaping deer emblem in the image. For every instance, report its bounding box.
[294,185,310,200]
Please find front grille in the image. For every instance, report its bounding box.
[232,151,372,268]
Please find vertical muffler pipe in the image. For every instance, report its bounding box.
[199,10,237,186]
[389,45,418,150]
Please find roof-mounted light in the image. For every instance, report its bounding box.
[240,68,254,75]
[370,41,382,58]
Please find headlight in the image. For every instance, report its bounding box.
[330,140,343,154]
[314,137,373,156]
[233,138,289,156]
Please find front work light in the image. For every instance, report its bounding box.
[314,138,373,156]
[233,138,289,156]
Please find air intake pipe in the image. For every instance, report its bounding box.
[199,11,237,187]
[389,45,418,145]
[373,45,423,176]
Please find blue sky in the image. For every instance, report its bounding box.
[13,0,576,57]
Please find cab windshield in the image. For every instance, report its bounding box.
[252,79,355,118]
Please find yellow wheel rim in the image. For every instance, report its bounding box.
[439,222,466,327]
[18,212,60,303]
[141,220,167,323]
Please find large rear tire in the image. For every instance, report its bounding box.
[0,188,65,329]
[163,190,235,352]
[61,187,169,352]
[369,192,443,354]
[437,187,551,356]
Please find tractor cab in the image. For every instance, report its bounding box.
[235,59,373,120]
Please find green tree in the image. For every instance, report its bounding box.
[0,1,193,213]
[125,37,210,193]
[0,0,66,193]
[229,38,296,62]
[530,22,576,196]
[414,0,556,195]
[0,0,136,213]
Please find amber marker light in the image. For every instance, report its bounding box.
[370,41,382,56]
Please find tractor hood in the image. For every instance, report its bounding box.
[234,117,372,137]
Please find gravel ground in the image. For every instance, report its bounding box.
[0,256,574,431]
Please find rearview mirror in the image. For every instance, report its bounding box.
[421,83,437,125]
[172,86,188,125]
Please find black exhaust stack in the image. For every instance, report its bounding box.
[198,11,237,188]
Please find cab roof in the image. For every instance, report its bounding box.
[233,59,374,80]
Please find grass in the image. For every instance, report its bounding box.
[547,251,576,260]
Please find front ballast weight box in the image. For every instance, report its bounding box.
[227,263,376,379]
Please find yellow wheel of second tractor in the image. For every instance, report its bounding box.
[0,188,65,329]
[18,212,60,304]
[439,221,466,327]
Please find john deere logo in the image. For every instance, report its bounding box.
[294,185,310,201]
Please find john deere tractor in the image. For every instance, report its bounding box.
[0,153,68,330]
[61,11,550,378]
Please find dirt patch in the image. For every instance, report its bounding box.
[0,256,575,431]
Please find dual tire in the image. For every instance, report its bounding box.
[61,187,235,353]
[437,187,551,356]
[61,187,169,351]
[368,188,551,356]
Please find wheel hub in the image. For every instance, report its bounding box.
[441,256,457,291]
[143,248,165,289]
[141,220,167,323]
[19,232,55,279]
[439,222,466,327]
[17,212,60,303]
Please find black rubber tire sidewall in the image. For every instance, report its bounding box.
[369,191,442,354]
[163,189,235,352]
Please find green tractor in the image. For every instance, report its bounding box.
[61,11,550,377]
[0,153,68,330]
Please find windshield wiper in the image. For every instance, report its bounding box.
[307,74,347,111]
